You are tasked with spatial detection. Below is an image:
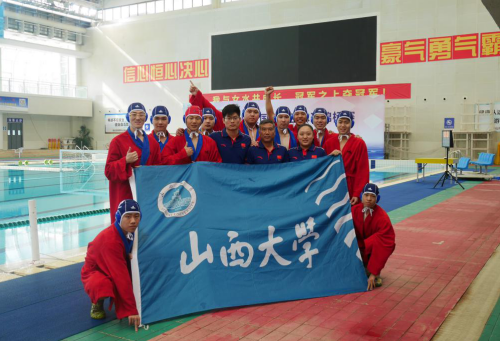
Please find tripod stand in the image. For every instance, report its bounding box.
[433,147,464,189]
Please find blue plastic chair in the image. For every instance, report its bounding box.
[470,153,495,174]
[456,157,471,175]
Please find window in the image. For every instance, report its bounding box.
[130,4,138,16]
[97,10,103,19]
[39,25,49,36]
[53,28,63,39]
[138,3,147,15]
[155,0,164,13]
[24,22,36,34]
[67,32,77,42]
[113,7,121,20]
[174,0,182,10]
[147,1,155,14]
[7,18,21,31]
[165,0,173,11]
[104,8,113,21]
[193,0,202,6]
[183,0,192,8]
[1,46,78,95]
[122,6,130,18]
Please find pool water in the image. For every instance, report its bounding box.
[0,214,110,266]
[0,163,111,266]
[370,171,414,184]
[0,165,109,224]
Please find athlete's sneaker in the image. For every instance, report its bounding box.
[90,300,106,319]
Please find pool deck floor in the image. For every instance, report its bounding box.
[57,174,500,341]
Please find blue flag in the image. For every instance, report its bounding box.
[132,157,367,325]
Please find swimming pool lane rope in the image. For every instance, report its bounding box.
[0,208,110,229]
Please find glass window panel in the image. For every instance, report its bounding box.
[7,18,20,30]
[165,0,173,11]
[193,0,202,6]
[39,25,49,36]
[53,29,63,39]
[104,8,113,21]
[147,1,155,14]
[97,10,103,19]
[24,22,35,33]
[183,0,192,8]
[113,7,121,20]
[122,6,130,18]
[155,0,164,12]
[130,4,138,16]
[67,32,77,41]
[174,0,182,10]
[138,3,147,14]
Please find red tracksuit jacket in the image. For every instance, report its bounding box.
[81,224,138,319]
[164,135,222,164]
[351,204,396,276]
[105,132,161,221]
[324,133,369,199]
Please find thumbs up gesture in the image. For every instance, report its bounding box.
[184,142,194,157]
[126,147,139,164]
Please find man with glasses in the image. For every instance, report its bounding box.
[105,103,161,221]
[209,104,252,164]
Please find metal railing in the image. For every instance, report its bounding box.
[0,77,88,98]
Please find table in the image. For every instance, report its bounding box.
[414,158,457,182]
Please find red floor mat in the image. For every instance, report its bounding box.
[153,181,500,341]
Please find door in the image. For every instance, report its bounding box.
[7,119,23,149]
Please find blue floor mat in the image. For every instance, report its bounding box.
[0,263,116,341]
[378,173,467,213]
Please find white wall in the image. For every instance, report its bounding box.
[1,113,88,149]
[82,0,500,155]
[0,92,92,149]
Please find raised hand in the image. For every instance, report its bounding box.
[265,86,274,96]
[189,80,199,96]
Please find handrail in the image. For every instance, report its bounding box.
[0,77,87,99]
